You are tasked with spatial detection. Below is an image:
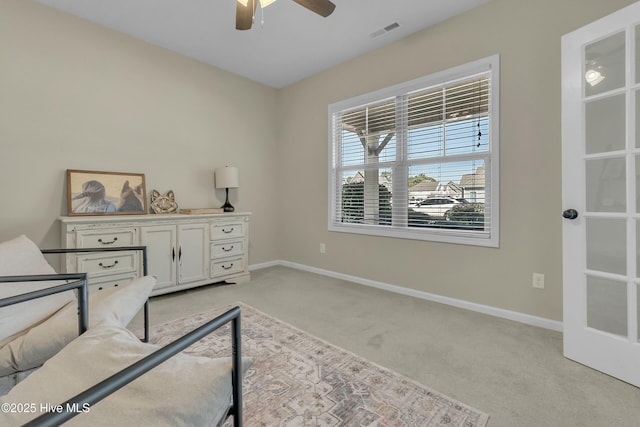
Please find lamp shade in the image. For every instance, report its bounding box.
[214,166,239,189]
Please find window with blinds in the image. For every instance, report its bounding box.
[328,55,499,247]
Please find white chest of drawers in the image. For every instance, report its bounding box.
[59,213,251,296]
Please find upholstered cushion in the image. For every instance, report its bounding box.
[0,235,55,276]
[0,276,156,376]
[0,235,75,342]
[0,323,251,427]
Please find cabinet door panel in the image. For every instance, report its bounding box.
[141,226,176,290]
[178,223,208,285]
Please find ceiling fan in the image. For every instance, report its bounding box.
[236,0,336,30]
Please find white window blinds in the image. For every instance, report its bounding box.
[328,55,499,247]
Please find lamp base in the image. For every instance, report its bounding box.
[221,188,235,212]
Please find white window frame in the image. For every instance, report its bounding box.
[328,54,500,247]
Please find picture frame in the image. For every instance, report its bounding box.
[66,169,147,216]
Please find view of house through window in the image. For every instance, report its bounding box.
[329,56,499,247]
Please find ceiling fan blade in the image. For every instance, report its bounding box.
[292,0,336,18]
[236,0,257,30]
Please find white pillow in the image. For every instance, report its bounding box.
[0,323,251,427]
[0,276,156,376]
[0,235,56,276]
[0,235,75,342]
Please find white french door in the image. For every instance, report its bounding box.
[562,1,640,387]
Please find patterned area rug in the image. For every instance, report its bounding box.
[149,303,489,427]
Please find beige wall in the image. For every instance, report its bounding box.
[277,0,637,321]
[1,0,636,322]
[0,0,280,264]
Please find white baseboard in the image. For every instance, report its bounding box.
[249,260,563,332]
[248,260,282,271]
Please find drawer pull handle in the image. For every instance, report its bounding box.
[222,246,234,252]
[97,237,118,245]
[98,260,119,269]
[222,263,234,270]
[222,228,234,234]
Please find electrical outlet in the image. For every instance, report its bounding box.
[320,243,326,254]
[532,273,545,289]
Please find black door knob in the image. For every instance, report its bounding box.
[563,209,578,220]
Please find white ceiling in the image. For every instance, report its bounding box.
[34,0,490,88]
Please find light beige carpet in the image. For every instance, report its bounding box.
[149,302,490,427]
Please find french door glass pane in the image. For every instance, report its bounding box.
[585,31,625,97]
[637,220,640,272]
[637,283,640,342]
[586,218,626,275]
[586,95,625,154]
[586,157,626,212]
[636,25,640,84]
[586,275,627,337]
[636,91,640,148]
[638,283,640,343]
[637,156,640,213]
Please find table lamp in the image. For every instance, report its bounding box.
[214,166,239,212]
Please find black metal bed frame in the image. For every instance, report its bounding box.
[23,306,243,427]
[0,273,90,338]
[41,246,150,342]
[0,247,243,427]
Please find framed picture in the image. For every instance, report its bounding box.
[67,169,147,216]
